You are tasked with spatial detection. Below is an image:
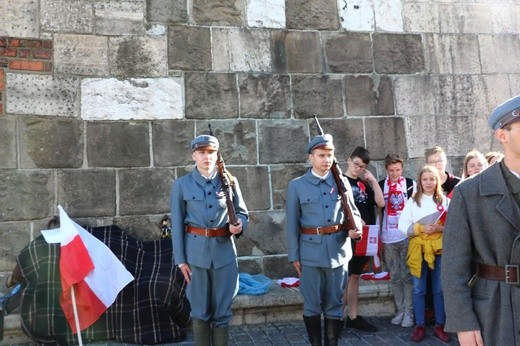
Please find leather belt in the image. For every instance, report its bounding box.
[476,262,519,285]
[300,224,343,235]
[186,225,230,237]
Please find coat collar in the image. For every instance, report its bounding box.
[304,168,334,186]
[191,168,219,188]
[477,161,520,232]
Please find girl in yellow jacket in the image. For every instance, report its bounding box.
[398,165,450,343]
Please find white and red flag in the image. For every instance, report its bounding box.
[42,206,134,334]
[354,225,380,257]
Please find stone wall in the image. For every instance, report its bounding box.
[0,0,516,279]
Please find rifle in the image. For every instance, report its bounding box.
[208,124,239,227]
[313,115,359,234]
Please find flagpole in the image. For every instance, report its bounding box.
[70,285,84,346]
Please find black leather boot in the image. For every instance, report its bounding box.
[324,318,342,346]
[303,315,322,346]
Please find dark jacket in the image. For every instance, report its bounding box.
[442,162,520,346]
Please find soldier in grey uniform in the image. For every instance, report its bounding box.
[442,95,520,346]
[286,134,362,346]
[171,135,249,346]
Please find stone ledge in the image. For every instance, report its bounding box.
[231,279,394,325]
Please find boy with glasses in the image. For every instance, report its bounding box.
[424,146,460,195]
[343,146,385,332]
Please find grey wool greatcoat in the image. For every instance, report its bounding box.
[442,161,520,346]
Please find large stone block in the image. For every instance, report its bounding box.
[374,0,403,32]
[247,0,285,29]
[286,0,339,30]
[239,73,291,119]
[109,35,168,77]
[439,3,513,35]
[434,75,475,116]
[94,1,145,36]
[147,0,187,23]
[54,34,109,76]
[152,120,194,167]
[58,170,116,217]
[236,210,286,256]
[405,116,474,158]
[323,32,373,73]
[192,0,245,26]
[270,164,308,210]
[115,214,165,241]
[423,34,481,74]
[402,3,440,33]
[271,31,322,73]
[86,121,150,167]
[6,74,80,116]
[0,222,31,271]
[480,35,520,74]
[194,120,256,165]
[81,77,183,120]
[345,75,394,116]
[212,28,271,72]
[0,0,39,37]
[338,0,374,31]
[232,166,270,211]
[475,75,514,120]
[119,168,174,215]
[237,257,263,275]
[0,118,16,168]
[0,170,53,221]
[373,33,424,74]
[258,120,308,164]
[308,118,365,159]
[19,117,83,168]
[168,26,211,71]
[436,116,475,157]
[185,72,238,119]
[364,117,407,161]
[264,255,294,280]
[292,75,344,119]
[40,0,94,33]
[394,75,436,116]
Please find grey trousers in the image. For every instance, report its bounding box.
[384,239,413,312]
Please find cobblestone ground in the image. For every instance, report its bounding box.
[0,316,459,346]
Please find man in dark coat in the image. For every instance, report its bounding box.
[442,95,520,346]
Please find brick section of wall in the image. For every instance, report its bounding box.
[0,36,53,115]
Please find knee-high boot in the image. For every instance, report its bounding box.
[303,315,322,346]
[323,318,342,346]
[192,319,211,346]
[212,326,229,346]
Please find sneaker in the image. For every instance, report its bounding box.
[411,325,426,342]
[434,324,451,343]
[391,310,404,325]
[401,311,414,328]
[345,315,378,332]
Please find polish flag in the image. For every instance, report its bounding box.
[437,209,448,226]
[42,206,134,334]
[354,225,380,257]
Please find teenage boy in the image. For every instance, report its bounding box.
[424,146,460,195]
[378,154,417,328]
[286,134,362,346]
[171,135,249,346]
[343,146,385,332]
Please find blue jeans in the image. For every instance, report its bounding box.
[412,255,445,326]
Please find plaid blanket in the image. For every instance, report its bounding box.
[17,225,190,345]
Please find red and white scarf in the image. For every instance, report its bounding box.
[382,176,408,243]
